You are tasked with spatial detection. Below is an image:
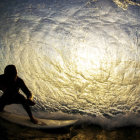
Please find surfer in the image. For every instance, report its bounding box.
[0,65,38,124]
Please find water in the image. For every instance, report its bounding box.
[0,117,140,140]
[0,0,140,129]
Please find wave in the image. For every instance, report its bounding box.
[5,104,140,130]
[0,0,140,130]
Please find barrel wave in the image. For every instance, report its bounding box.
[0,0,140,129]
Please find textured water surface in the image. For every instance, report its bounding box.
[0,0,140,128]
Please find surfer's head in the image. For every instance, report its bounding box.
[4,65,17,81]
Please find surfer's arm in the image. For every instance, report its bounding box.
[18,78,32,99]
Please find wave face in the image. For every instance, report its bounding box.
[0,0,140,128]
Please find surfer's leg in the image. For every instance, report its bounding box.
[0,94,9,111]
[16,94,38,124]
[22,102,38,124]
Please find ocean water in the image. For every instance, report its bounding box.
[0,0,140,130]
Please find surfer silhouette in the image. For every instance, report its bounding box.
[0,65,38,124]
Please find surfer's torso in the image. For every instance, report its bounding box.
[0,74,31,98]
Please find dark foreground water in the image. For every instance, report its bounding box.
[0,118,140,140]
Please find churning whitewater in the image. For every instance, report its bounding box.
[0,0,140,129]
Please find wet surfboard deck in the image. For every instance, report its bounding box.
[0,111,78,129]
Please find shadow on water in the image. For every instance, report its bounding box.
[0,118,140,140]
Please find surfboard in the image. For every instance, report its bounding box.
[0,111,78,129]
